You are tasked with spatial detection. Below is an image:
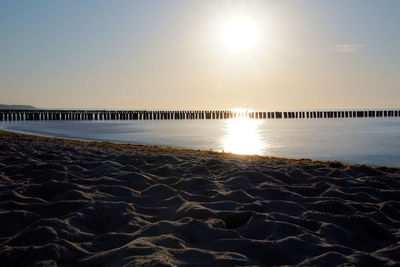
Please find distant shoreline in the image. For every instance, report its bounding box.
[0,104,37,110]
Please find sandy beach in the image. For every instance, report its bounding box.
[0,130,399,266]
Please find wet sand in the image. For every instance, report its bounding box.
[0,130,399,266]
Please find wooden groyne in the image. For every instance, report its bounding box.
[0,110,399,121]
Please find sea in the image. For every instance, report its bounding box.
[1,118,400,168]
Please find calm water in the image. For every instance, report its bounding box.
[1,118,400,167]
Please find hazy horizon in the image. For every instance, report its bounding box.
[1,0,399,110]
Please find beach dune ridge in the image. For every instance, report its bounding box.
[0,130,399,266]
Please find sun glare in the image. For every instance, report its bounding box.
[222,17,259,52]
[222,118,267,155]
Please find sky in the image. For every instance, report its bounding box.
[0,0,399,110]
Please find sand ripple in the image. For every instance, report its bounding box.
[0,131,399,266]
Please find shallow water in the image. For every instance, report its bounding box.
[1,118,400,167]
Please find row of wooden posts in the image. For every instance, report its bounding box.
[0,110,399,121]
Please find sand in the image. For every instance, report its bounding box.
[0,130,399,266]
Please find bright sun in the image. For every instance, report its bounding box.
[222,17,259,52]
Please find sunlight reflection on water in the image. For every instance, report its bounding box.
[1,118,400,167]
[221,118,268,155]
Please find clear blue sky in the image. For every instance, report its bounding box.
[1,0,399,109]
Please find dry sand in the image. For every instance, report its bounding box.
[0,130,399,266]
